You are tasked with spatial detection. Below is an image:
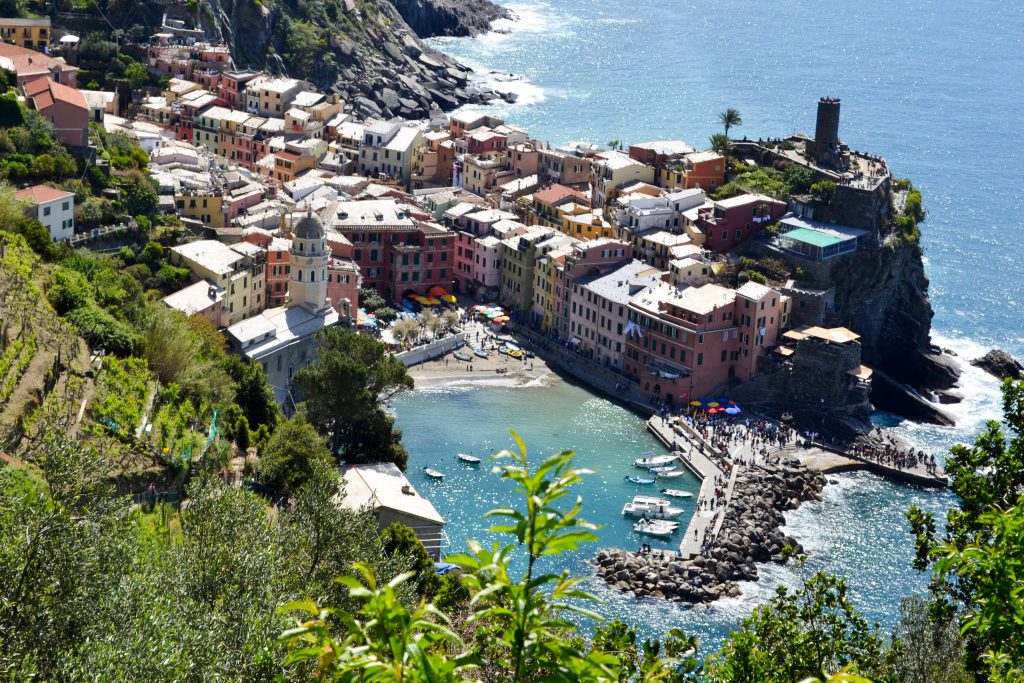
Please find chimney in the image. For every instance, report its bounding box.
[401,484,413,495]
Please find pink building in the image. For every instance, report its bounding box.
[454,230,475,294]
[22,78,88,147]
[623,281,786,403]
[553,239,632,339]
[566,259,662,370]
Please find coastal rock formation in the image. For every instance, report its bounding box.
[594,464,825,603]
[390,0,510,37]
[175,0,512,119]
[971,349,1023,381]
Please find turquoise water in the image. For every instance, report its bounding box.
[393,0,1022,651]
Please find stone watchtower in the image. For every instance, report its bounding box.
[808,96,842,168]
[287,208,331,316]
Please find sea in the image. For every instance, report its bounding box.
[392,0,1024,652]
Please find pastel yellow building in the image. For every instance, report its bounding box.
[531,244,573,333]
[561,210,615,241]
[0,17,49,50]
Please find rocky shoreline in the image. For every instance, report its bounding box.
[594,464,826,603]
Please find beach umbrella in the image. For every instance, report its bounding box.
[428,286,448,298]
[442,294,457,303]
[725,406,741,415]
[415,296,430,304]
[493,316,509,323]
[727,400,737,405]
[707,407,720,414]
[706,402,720,408]
[427,298,442,305]
[406,293,419,300]
[689,400,702,407]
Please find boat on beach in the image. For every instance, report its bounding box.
[457,453,481,464]
[622,495,683,519]
[633,454,678,468]
[624,475,655,485]
[660,488,692,498]
[423,467,444,479]
[454,351,472,362]
[473,348,489,358]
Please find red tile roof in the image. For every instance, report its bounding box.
[23,77,87,111]
[0,42,77,78]
[533,184,590,206]
[15,184,74,204]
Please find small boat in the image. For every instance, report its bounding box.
[624,475,655,485]
[457,453,481,464]
[454,351,472,362]
[633,454,678,468]
[498,345,509,355]
[657,470,686,479]
[508,349,524,359]
[473,347,488,358]
[423,467,444,480]
[633,519,677,538]
[661,488,693,498]
[622,496,683,519]
[505,342,521,352]
[648,464,677,474]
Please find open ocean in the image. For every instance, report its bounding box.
[393,0,1023,652]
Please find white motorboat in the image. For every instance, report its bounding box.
[660,488,693,498]
[633,454,678,468]
[457,453,482,464]
[423,467,444,479]
[648,464,677,474]
[621,495,683,519]
[657,470,686,479]
[633,519,678,538]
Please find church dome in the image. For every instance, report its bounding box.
[294,209,324,240]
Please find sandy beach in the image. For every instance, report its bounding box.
[407,324,557,389]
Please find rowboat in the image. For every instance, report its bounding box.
[633,454,678,468]
[633,519,678,538]
[624,475,655,485]
[622,496,683,519]
[648,464,677,474]
[423,467,444,479]
[508,349,524,359]
[660,488,693,498]
[454,351,472,362]
[473,348,488,358]
[657,470,686,479]
[457,453,481,464]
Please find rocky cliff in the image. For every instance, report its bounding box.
[185,0,510,119]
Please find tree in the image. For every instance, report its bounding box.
[719,107,743,137]
[375,306,398,324]
[259,415,332,498]
[224,355,280,432]
[706,572,896,683]
[359,287,387,313]
[293,326,413,463]
[891,595,971,683]
[811,180,837,202]
[234,415,252,451]
[391,317,420,349]
[908,379,1024,677]
[47,266,93,314]
[710,132,732,155]
[123,61,148,91]
[282,20,325,80]
[421,309,441,338]
[379,521,440,598]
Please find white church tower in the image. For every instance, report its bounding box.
[287,208,331,316]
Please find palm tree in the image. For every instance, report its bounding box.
[709,133,731,155]
[718,108,742,138]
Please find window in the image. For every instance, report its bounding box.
[721,350,727,362]
[697,353,703,366]
[43,206,50,216]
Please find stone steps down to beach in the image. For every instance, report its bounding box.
[594,465,826,603]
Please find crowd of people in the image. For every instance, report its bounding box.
[850,428,940,475]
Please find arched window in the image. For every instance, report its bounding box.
[297,270,302,282]
[310,271,315,282]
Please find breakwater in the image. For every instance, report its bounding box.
[594,464,823,603]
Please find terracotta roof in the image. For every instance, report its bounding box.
[24,78,87,111]
[0,43,76,78]
[15,184,73,204]
[533,184,589,206]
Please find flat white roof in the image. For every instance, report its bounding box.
[161,280,223,315]
[171,240,244,276]
[340,461,445,525]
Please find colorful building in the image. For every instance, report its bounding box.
[693,193,788,252]
[15,184,74,242]
[623,281,786,402]
[0,17,49,50]
[22,78,88,147]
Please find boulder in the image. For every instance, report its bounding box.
[971,349,1023,381]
